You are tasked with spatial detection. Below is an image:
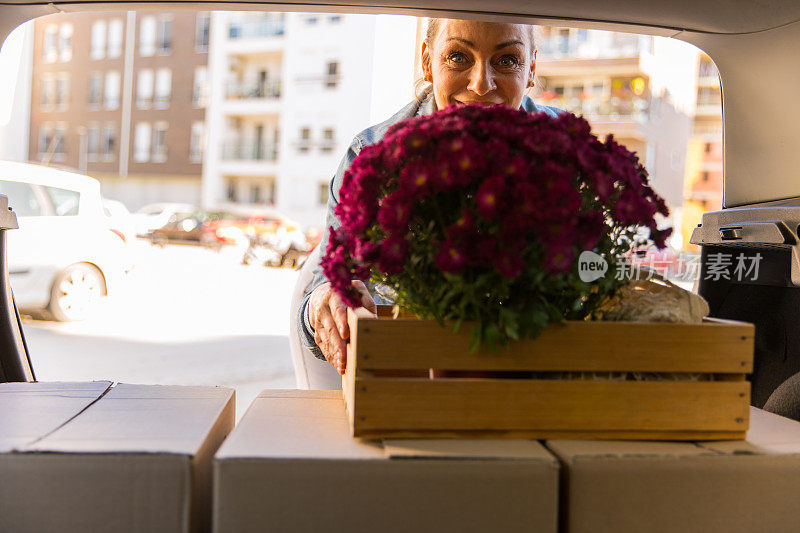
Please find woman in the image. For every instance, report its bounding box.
[299,18,562,374]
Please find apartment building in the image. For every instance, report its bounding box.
[681,54,723,251]
[203,12,418,228]
[533,27,698,247]
[29,11,210,209]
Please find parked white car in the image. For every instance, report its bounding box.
[131,202,198,236]
[102,198,137,247]
[0,161,129,321]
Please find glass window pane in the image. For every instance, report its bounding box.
[43,186,80,216]
[0,181,42,217]
[90,20,106,59]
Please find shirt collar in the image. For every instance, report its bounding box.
[416,91,540,117]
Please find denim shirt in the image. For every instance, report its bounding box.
[299,91,563,360]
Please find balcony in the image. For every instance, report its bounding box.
[226,80,281,100]
[228,19,285,40]
[697,75,720,88]
[221,142,278,162]
[540,95,649,122]
[220,142,279,176]
[539,34,647,59]
[696,100,722,117]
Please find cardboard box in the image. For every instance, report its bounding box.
[547,407,800,533]
[214,390,559,533]
[0,381,234,533]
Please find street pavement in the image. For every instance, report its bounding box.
[22,241,301,420]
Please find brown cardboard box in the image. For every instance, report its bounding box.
[547,407,800,533]
[213,389,559,533]
[0,381,234,533]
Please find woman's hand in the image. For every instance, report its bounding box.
[308,281,376,375]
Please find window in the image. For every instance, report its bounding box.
[136,69,154,108]
[40,75,54,109]
[154,68,171,108]
[139,16,156,56]
[704,142,712,153]
[226,179,237,202]
[304,15,318,24]
[328,15,342,23]
[88,73,102,107]
[43,25,58,62]
[53,124,67,157]
[698,87,721,106]
[86,124,100,161]
[157,16,172,53]
[193,67,208,107]
[298,127,310,153]
[325,61,339,88]
[0,182,42,217]
[43,186,80,216]
[55,76,69,110]
[319,182,329,206]
[702,171,710,182]
[189,121,204,162]
[152,122,168,162]
[321,128,334,152]
[37,123,68,160]
[108,19,123,58]
[133,122,151,162]
[104,71,120,109]
[102,124,117,161]
[250,184,262,204]
[58,24,73,62]
[196,13,210,51]
[38,125,52,155]
[91,20,107,59]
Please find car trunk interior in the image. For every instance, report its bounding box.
[1,0,800,414]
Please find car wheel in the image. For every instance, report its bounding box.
[47,263,107,322]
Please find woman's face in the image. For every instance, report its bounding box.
[422,20,536,110]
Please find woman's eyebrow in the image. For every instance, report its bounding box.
[494,40,524,50]
[445,37,524,50]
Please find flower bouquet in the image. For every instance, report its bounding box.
[325,105,754,440]
[323,104,672,351]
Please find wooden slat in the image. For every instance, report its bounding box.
[341,308,364,428]
[354,429,747,441]
[350,308,754,373]
[350,378,750,433]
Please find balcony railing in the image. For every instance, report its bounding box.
[539,96,649,121]
[221,142,279,162]
[538,34,647,59]
[226,80,281,100]
[228,19,285,39]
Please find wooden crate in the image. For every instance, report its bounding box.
[343,305,755,440]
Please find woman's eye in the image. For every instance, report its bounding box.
[447,52,468,64]
[497,55,519,68]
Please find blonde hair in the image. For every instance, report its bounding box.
[415,18,538,101]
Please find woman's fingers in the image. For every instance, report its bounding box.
[308,280,378,375]
[352,280,377,314]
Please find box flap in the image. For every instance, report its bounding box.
[24,383,234,455]
[217,389,384,460]
[0,381,111,453]
[546,439,715,463]
[702,407,800,454]
[383,439,557,461]
[548,407,800,463]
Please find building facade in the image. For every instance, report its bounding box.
[202,12,418,228]
[533,27,698,248]
[29,11,210,210]
[681,53,723,251]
